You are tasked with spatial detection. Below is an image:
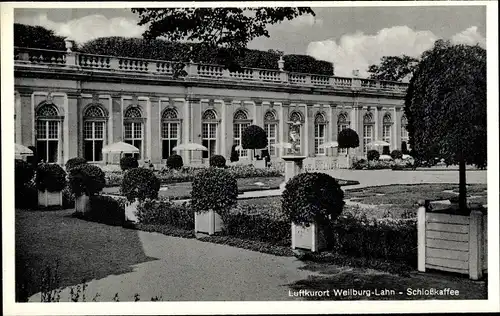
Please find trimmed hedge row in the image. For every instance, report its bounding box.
[135,199,194,230]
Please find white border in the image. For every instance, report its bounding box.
[2,1,499,315]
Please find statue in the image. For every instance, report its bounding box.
[288,121,302,155]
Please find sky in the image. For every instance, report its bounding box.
[14,5,487,77]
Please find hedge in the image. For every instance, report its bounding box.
[135,199,193,230]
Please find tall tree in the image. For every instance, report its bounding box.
[131,8,315,72]
[404,40,486,210]
[368,55,419,82]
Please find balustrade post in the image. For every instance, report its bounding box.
[280,71,288,83]
[186,62,198,77]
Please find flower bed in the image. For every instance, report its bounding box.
[351,158,414,170]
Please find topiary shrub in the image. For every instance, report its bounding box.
[242,125,268,158]
[230,144,239,162]
[337,128,360,149]
[390,149,403,160]
[120,156,139,171]
[121,168,161,202]
[65,157,87,172]
[191,168,238,215]
[68,164,106,197]
[166,154,183,170]
[282,172,344,226]
[35,163,67,192]
[209,155,226,168]
[367,150,380,161]
[15,159,34,190]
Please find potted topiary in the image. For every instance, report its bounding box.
[65,157,87,172]
[69,164,106,214]
[120,156,139,171]
[120,168,160,223]
[367,149,380,161]
[36,163,67,208]
[209,154,226,168]
[191,167,238,235]
[241,125,267,168]
[282,172,344,252]
[337,128,360,168]
[166,154,183,170]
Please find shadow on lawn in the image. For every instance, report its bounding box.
[15,209,158,302]
[288,261,487,300]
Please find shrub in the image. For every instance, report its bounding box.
[35,163,67,192]
[120,156,139,171]
[15,177,37,209]
[15,159,34,190]
[191,168,238,215]
[104,171,123,187]
[209,155,226,168]
[227,164,282,178]
[282,172,344,226]
[337,128,360,149]
[62,185,75,208]
[367,150,380,161]
[65,157,87,172]
[241,125,268,155]
[351,158,367,170]
[230,145,239,162]
[136,199,194,230]
[121,168,161,202]
[83,195,125,226]
[68,164,106,196]
[166,154,183,170]
[390,150,403,160]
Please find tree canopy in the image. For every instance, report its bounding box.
[337,128,359,149]
[14,23,66,50]
[242,125,268,152]
[367,55,419,82]
[404,39,486,209]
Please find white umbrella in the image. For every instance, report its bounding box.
[379,154,393,161]
[367,140,391,147]
[173,143,208,151]
[15,143,33,156]
[272,142,293,149]
[402,154,413,160]
[318,141,339,149]
[102,141,140,154]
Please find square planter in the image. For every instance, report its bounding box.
[417,201,488,280]
[195,210,224,235]
[125,199,139,223]
[38,190,63,208]
[291,222,327,252]
[75,194,90,214]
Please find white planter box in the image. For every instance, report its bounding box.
[291,222,326,252]
[195,210,224,235]
[38,190,63,208]
[75,194,90,214]
[125,199,139,223]
[417,202,488,280]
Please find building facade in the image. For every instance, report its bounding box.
[14,44,410,169]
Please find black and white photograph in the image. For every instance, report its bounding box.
[2,1,499,314]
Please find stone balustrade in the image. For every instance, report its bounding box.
[14,47,408,93]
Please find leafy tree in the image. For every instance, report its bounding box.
[337,128,359,168]
[368,55,419,82]
[242,125,268,159]
[404,40,486,210]
[14,23,66,50]
[131,7,315,73]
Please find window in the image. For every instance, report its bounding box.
[83,105,106,162]
[124,106,144,160]
[289,111,302,123]
[161,108,179,159]
[36,103,60,163]
[337,112,349,155]
[233,110,250,158]
[314,113,326,155]
[202,109,217,159]
[363,112,374,154]
[401,115,409,152]
[264,110,278,156]
[382,113,392,154]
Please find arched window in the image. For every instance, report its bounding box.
[202,109,218,159]
[401,115,409,152]
[382,113,392,152]
[314,112,327,155]
[337,112,350,155]
[264,110,278,156]
[123,106,144,160]
[36,103,60,163]
[363,112,374,154]
[83,104,106,162]
[289,111,303,123]
[161,108,179,159]
[233,110,250,158]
